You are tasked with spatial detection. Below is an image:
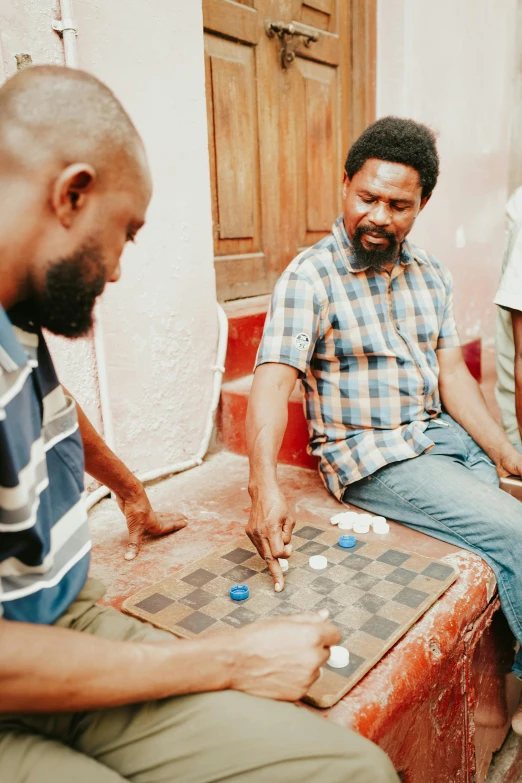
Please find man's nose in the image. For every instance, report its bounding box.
[109,262,121,283]
[368,202,392,226]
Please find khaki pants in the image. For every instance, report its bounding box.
[0,579,398,783]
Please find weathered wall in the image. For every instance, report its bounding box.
[377,0,517,345]
[0,1,217,473]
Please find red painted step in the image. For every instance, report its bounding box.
[222,295,270,383]
[219,296,483,469]
[217,374,318,470]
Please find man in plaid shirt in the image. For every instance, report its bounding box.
[246,117,522,720]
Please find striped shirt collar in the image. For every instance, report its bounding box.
[331,214,428,274]
[0,305,28,371]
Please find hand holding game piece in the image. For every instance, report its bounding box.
[246,484,295,592]
[228,612,341,701]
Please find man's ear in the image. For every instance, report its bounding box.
[51,163,97,228]
[419,193,432,213]
[342,170,350,198]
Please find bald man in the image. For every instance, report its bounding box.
[0,67,398,783]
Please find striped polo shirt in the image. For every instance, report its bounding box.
[256,215,460,500]
[0,303,90,624]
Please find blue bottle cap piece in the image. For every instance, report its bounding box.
[339,534,356,549]
[230,584,249,601]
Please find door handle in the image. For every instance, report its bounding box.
[265,19,319,68]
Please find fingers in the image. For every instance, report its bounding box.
[125,530,142,561]
[284,613,341,647]
[150,512,189,536]
[281,515,295,546]
[265,554,285,593]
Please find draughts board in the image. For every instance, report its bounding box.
[123,524,458,708]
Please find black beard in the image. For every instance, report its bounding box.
[351,225,399,270]
[34,244,106,338]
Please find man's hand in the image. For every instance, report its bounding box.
[495,442,522,478]
[228,612,340,701]
[246,484,295,592]
[116,484,188,561]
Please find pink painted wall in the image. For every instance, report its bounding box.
[0,1,218,474]
[377,0,518,345]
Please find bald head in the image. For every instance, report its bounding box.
[0,66,152,334]
[0,65,145,183]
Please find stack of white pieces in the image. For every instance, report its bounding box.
[330,510,390,535]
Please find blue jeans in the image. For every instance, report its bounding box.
[343,413,522,677]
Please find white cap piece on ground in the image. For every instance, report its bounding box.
[309,555,328,570]
[278,558,289,572]
[372,517,390,535]
[328,646,350,669]
[330,511,358,530]
[353,518,371,534]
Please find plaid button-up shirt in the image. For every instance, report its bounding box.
[256,215,460,500]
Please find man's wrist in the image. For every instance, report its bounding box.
[248,475,278,501]
[114,474,145,502]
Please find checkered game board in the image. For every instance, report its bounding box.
[123,524,458,708]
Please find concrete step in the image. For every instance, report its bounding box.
[222,295,270,383]
[88,450,517,783]
[217,374,317,470]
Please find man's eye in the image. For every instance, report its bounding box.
[361,197,374,204]
[393,205,408,212]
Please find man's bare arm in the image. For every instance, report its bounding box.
[65,386,187,559]
[0,613,339,713]
[246,363,299,591]
[437,347,522,476]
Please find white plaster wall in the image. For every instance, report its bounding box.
[377,0,517,344]
[71,0,217,473]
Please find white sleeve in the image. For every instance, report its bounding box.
[495,222,522,312]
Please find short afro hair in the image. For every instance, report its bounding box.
[345,116,439,199]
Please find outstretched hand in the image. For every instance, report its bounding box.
[116,484,188,560]
[246,484,295,592]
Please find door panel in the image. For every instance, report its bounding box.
[203,2,269,300]
[203,0,375,301]
[300,61,337,238]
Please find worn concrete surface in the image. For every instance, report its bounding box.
[486,731,522,782]
[87,451,513,781]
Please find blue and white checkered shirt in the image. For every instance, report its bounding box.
[256,215,460,500]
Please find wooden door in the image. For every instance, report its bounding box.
[203,0,376,301]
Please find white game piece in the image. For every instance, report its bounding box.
[353,519,371,534]
[331,511,358,529]
[309,555,328,570]
[372,517,390,535]
[278,558,289,572]
[328,646,350,669]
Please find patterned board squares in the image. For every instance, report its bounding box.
[123,525,458,708]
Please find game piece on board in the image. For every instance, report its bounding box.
[331,511,358,528]
[278,558,289,572]
[309,554,328,570]
[328,646,350,669]
[229,584,249,601]
[353,518,371,534]
[338,534,356,549]
[372,517,390,535]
